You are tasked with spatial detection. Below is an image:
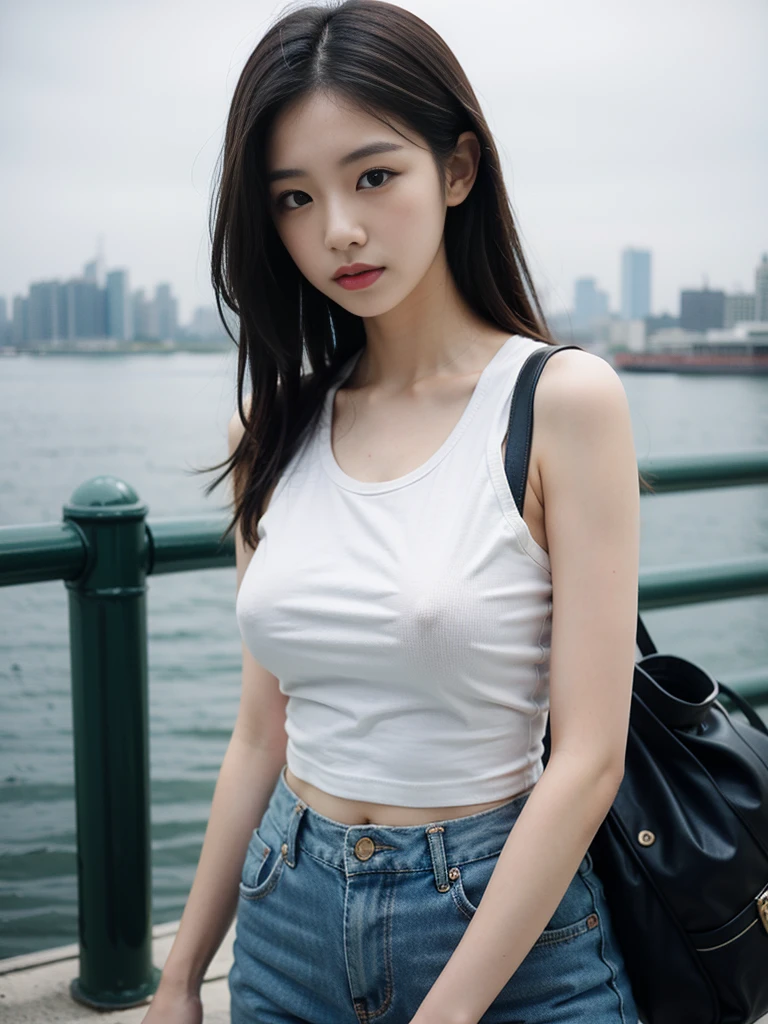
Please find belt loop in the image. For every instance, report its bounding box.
[425,825,450,892]
[282,799,307,869]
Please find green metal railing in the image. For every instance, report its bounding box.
[1,450,767,1008]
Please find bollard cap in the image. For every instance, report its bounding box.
[63,476,148,522]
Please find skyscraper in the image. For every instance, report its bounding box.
[12,295,28,347]
[82,253,105,288]
[755,253,768,322]
[62,279,107,339]
[573,277,610,332]
[679,287,725,331]
[620,249,651,320]
[0,297,9,346]
[154,283,178,340]
[27,281,61,342]
[724,292,756,329]
[106,269,132,341]
[132,289,154,339]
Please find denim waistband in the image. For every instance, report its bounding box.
[266,765,536,883]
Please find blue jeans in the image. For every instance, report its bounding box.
[229,765,639,1023]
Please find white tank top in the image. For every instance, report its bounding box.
[236,333,554,806]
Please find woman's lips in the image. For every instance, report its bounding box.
[334,267,385,290]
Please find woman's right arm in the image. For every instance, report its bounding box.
[141,401,289,1020]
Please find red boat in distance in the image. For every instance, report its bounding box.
[612,346,768,375]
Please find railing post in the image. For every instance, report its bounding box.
[62,476,161,1008]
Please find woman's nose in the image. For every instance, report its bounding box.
[324,200,367,251]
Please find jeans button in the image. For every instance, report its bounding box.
[354,837,375,861]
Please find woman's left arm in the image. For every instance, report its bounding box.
[411,349,641,1024]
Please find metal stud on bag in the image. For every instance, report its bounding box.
[757,883,768,935]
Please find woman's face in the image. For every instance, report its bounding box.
[265,90,472,316]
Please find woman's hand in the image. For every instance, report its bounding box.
[139,978,204,1024]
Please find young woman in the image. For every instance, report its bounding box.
[143,2,641,1022]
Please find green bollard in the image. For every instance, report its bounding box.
[63,476,161,1008]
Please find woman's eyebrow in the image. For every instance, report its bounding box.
[267,142,405,183]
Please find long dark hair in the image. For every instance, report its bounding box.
[198,0,645,549]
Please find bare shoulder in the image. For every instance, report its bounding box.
[530,346,637,518]
[529,347,634,505]
[534,347,630,433]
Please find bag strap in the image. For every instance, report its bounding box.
[716,682,768,732]
[503,342,655,658]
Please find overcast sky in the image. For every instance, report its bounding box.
[1,0,765,325]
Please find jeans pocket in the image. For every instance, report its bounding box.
[450,852,498,921]
[239,825,286,901]
[450,851,600,949]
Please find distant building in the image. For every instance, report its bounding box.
[705,321,768,346]
[106,269,132,341]
[647,327,706,349]
[609,318,646,352]
[170,305,235,348]
[640,319,768,353]
[0,296,9,346]
[620,249,651,320]
[572,277,610,332]
[28,281,62,342]
[154,283,178,340]
[724,292,756,329]
[755,253,768,321]
[60,279,108,339]
[644,312,678,338]
[680,287,725,331]
[189,305,225,338]
[12,295,28,347]
[132,289,154,340]
[82,255,104,287]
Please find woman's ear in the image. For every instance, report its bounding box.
[444,131,481,208]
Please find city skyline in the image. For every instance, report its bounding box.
[0,252,232,347]
[4,245,766,347]
[1,1,765,326]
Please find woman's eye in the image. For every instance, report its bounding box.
[276,168,396,211]
[279,190,311,211]
[358,168,395,190]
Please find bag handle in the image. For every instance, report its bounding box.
[503,342,655,658]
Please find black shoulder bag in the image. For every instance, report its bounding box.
[504,342,768,1024]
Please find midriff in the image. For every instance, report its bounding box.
[284,766,533,826]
